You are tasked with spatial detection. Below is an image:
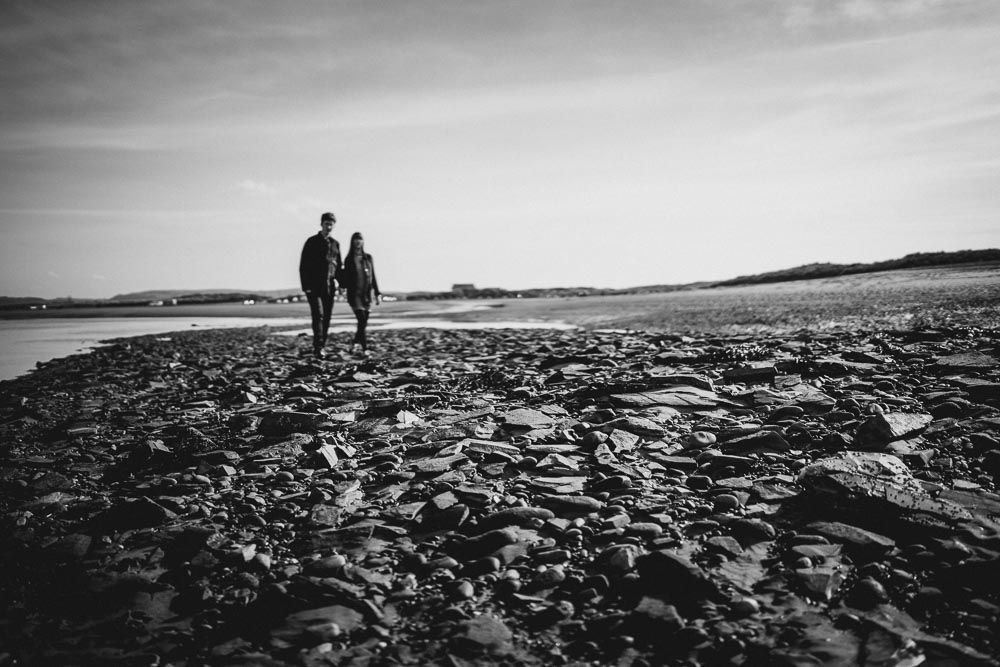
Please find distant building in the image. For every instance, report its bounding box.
[452,283,476,297]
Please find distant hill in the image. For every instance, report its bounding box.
[714,249,1000,287]
[390,249,1000,300]
[110,288,300,302]
[0,296,47,307]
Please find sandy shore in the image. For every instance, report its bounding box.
[5,261,1000,334]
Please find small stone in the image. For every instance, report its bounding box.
[249,553,272,574]
[539,494,603,515]
[581,431,608,449]
[729,597,760,617]
[534,548,571,564]
[770,405,805,422]
[455,615,514,654]
[529,567,567,590]
[600,544,643,574]
[720,430,790,453]
[688,431,717,448]
[713,493,741,512]
[704,536,744,558]
[685,475,713,490]
[451,527,520,561]
[728,518,776,545]
[601,416,666,438]
[273,604,365,643]
[931,402,964,419]
[795,567,844,601]
[624,522,664,540]
[304,554,347,576]
[630,597,684,635]
[451,580,475,600]
[847,577,889,609]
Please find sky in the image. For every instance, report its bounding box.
[2,0,999,299]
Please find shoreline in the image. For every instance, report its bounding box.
[0,313,577,384]
[2,261,997,336]
[1,323,999,664]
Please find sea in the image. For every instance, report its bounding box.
[0,315,576,382]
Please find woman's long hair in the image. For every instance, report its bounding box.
[344,232,365,263]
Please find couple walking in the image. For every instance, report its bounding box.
[299,211,380,358]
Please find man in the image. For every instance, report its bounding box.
[299,212,343,357]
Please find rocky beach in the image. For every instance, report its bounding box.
[2,320,999,666]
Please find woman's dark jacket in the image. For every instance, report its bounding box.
[338,252,380,310]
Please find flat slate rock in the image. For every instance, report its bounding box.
[933,351,998,371]
[806,520,896,556]
[501,408,554,428]
[855,412,934,448]
[455,615,514,654]
[610,386,745,411]
[798,452,973,524]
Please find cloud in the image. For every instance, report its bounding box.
[91,274,107,282]
[841,0,946,22]
[230,179,327,219]
[2,123,168,152]
[234,180,278,197]
[47,270,59,279]
[780,0,963,29]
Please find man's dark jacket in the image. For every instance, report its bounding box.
[299,233,342,295]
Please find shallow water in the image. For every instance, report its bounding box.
[0,315,576,382]
[0,317,309,382]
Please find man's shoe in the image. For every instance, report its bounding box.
[314,348,325,359]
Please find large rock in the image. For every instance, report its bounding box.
[806,520,895,559]
[854,412,933,449]
[610,386,746,411]
[798,452,972,525]
[719,430,790,453]
[635,550,721,603]
[932,351,998,372]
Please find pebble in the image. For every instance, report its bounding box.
[624,522,664,540]
[848,577,890,610]
[713,493,742,512]
[729,597,760,617]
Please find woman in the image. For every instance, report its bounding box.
[337,232,380,353]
